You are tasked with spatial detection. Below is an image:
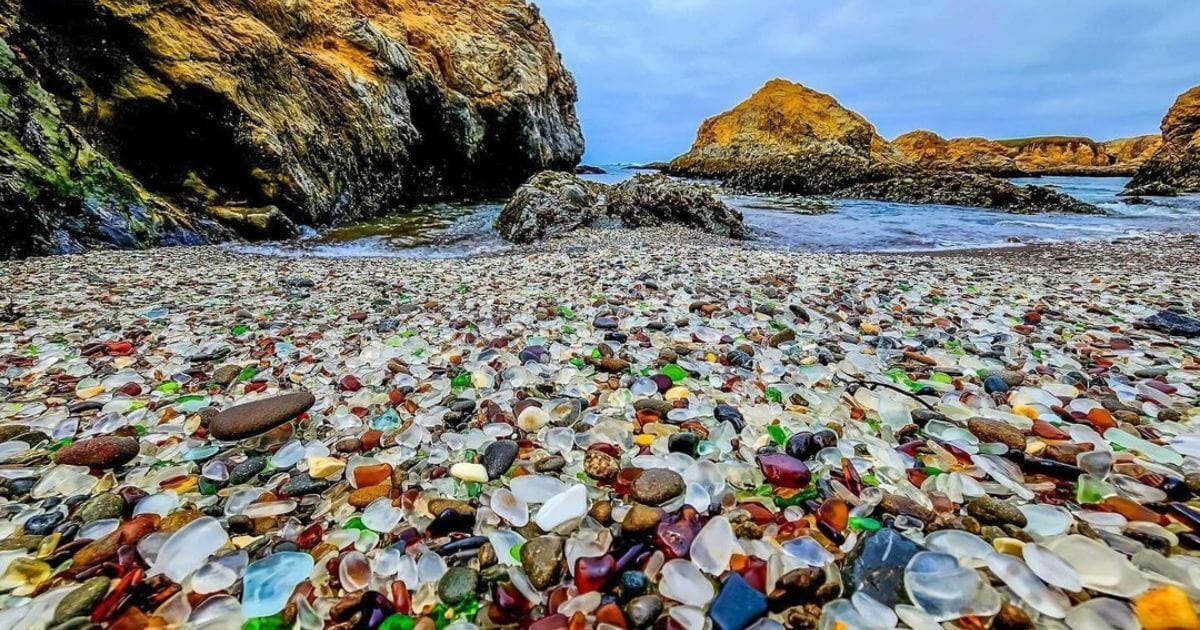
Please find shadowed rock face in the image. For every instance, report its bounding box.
[893,131,1161,177]
[667,79,1099,214]
[0,0,583,257]
[1127,85,1200,194]
[0,38,220,259]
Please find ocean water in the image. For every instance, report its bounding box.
[230,167,1200,258]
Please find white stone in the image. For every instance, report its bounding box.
[517,406,551,432]
[985,552,1069,618]
[490,488,529,526]
[534,484,588,532]
[450,462,488,483]
[1023,543,1082,592]
[691,516,735,575]
[658,559,714,607]
[153,516,229,582]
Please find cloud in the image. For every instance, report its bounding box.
[535,0,1200,164]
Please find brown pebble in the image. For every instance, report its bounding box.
[348,484,391,509]
[967,418,1026,452]
[621,503,663,534]
[584,450,619,481]
[879,493,936,523]
[588,500,613,525]
[54,435,140,469]
[209,392,315,440]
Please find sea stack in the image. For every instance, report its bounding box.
[666,79,908,194]
[1126,85,1200,194]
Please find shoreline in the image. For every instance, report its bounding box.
[4,227,1199,268]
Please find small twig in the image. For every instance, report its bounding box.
[838,371,936,411]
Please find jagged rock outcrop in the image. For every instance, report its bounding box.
[892,131,1026,177]
[668,79,1099,214]
[0,0,583,258]
[839,172,1103,215]
[894,131,1160,177]
[667,79,908,194]
[1127,85,1200,194]
[495,171,745,243]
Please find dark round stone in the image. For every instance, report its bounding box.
[785,432,816,460]
[618,570,649,601]
[812,430,839,450]
[714,404,745,432]
[229,455,268,485]
[593,315,619,329]
[279,474,330,497]
[726,350,753,368]
[24,511,65,536]
[228,515,253,534]
[668,432,699,455]
[482,440,519,480]
[983,375,1010,394]
[518,346,549,364]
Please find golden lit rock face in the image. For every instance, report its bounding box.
[689,79,903,162]
[1,0,583,253]
[1128,85,1200,193]
[667,79,909,194]
[892,131,1022,176]
[1101,135,1161,165]
[894,131,1160,176]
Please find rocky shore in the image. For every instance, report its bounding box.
[1,231,1199,628]
[665,80,1100,214]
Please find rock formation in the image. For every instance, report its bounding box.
[0,0,583,258]
[668,79,1099,214]
[893,131,1160,177]
[495,171,745,243]
[892,131,1026,177]
[838,172,1102,215]
[667,79,907,195]
[1127,85,1200,194]
[1095,135,1161,168]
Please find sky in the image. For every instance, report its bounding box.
[536,0,1200,165]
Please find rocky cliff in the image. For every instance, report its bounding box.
[893,131,1160,177]
[1102,134,1162,166]
[0,0,583,257]
[892,131,1025,177]
[668,79,1098,214]
[1127,85,1200,194]
[666,79,908,194]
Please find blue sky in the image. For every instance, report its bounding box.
[536,0,1200,164]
